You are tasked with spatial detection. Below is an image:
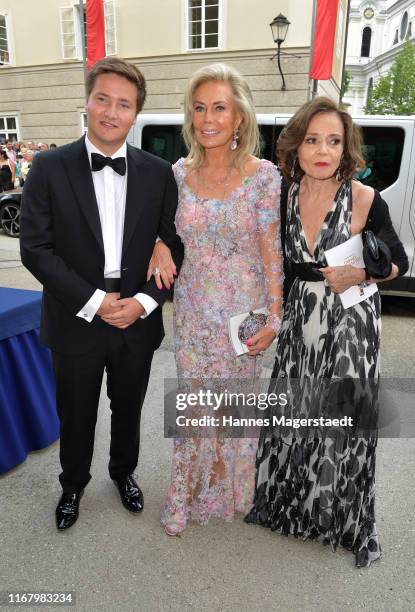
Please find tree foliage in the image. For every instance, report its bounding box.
[340,69,351,99]
[365,41,415,114]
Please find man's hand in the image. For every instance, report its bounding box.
[96,292,122,316]
[320,265,366,293]
[100,298,145,329]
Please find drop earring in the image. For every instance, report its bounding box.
[230,128,239,150]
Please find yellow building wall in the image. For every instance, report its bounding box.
[0,0,314,66]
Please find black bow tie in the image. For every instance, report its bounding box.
[91,152,126,176]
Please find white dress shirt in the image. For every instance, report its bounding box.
[76,135,158,322]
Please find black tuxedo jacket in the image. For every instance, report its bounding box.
[20,136,184,355]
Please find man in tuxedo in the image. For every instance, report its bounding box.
[20,57,184,530]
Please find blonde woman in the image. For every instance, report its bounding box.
[20,150,34,183]
[150,64,283,535]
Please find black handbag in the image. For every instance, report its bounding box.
[362,230,392,279]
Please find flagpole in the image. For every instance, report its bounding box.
[79,0,87,80]
[309,0,318,99]
[340,0,352,104]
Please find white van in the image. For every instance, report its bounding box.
[128,113,415,296]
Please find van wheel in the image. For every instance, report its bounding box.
[0,201,20,237]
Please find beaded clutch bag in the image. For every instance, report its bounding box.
[228,308,268,356]
[237,311,268,344]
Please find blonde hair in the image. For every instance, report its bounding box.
[182,63,260,169]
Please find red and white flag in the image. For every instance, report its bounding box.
[86,0,106,70]
[310,0,340,80]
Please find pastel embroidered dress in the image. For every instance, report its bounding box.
[160,158,283,532]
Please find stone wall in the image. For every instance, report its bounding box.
[0,48,311,145]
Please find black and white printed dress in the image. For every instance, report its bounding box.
[245,180,382,567]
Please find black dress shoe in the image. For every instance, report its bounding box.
[114,475,144,513]
[55,491,84,530]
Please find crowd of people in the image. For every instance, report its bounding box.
[0,140,57,191]
[19,57,408,569]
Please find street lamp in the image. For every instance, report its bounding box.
[270,13,291,91]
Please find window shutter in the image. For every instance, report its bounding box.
[60,6,77,60]
[104,0,117,56]
[0,13,11,65]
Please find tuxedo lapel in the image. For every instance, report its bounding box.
[122,145,148,258]
[61,137,104,252]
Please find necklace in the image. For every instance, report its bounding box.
[195,164,235,198]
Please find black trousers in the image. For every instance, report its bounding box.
[52,327,153,494]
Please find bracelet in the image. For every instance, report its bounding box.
[266,314,282,334]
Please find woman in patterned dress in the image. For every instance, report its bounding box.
[149,64,284,535]
[245,97,408,567]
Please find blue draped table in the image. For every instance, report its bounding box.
[0,287,59,474]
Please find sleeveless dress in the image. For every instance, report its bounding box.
[160,158,283,532]
[245,180,382,567]
[0,162,13,191]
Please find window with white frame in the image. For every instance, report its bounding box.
[0,116,19,144]
[59,1,116,61]
[186,0,221,51]
[0,12,11,65]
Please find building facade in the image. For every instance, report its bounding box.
[0,0,322,145]
[344,0,415,114]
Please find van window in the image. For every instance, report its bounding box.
[141,123,405,193]
[258,124,284,164]
[141,125,187,164]
[356,126,405,191]
[141,123,285,165]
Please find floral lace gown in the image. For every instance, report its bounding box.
[160,158,283,531]
[245,181,382,567]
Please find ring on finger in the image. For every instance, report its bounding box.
[153,267,160,275]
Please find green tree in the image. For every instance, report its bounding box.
[340,68,351,100]
[365,41,415,114]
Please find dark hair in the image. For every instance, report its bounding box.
[49,143,57,148]
[0,150,8,160]
[85,57,146,113]
[277,97,365,183]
